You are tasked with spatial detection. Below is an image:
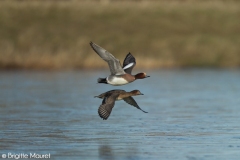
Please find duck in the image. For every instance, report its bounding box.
[90,42,150,86]
[95,89,148,120]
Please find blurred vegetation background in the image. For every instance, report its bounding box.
[0,0,240,70]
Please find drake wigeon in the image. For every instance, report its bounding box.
[90,42,150,86]
[95,89,148,120]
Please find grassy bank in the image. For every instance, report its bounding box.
[0,0,240,69]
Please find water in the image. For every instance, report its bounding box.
[0,69,240,160]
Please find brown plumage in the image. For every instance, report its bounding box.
[95,89,148,120]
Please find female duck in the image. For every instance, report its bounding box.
[95,89,148,120]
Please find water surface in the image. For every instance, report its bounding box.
[1,69,240,160]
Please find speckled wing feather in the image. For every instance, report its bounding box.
[90,42,125,75]
[98,93,119,120]
[123,97,148,113]
[122,53,136,74]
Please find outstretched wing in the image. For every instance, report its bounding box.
[123,97,148,113]
[90,42,125,75]
[98,103,114,120]
[98,93,119,120]
[122,53,136,74]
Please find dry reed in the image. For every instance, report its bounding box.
[0,0,240,69]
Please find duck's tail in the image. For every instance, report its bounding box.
[98,78,108,84]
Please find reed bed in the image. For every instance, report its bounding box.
[0,0,240,69]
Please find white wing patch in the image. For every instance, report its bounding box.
[123,62,134,70]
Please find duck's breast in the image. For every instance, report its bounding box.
[107,76,129,85]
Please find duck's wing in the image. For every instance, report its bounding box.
[98,93,119,120]
[123,97,148,113]
[90,42,125,75]
[122,53,136,74]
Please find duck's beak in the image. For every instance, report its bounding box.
[146,75,150,78]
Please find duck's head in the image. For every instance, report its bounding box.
[130,90,144,95]
[134,72,150,79]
